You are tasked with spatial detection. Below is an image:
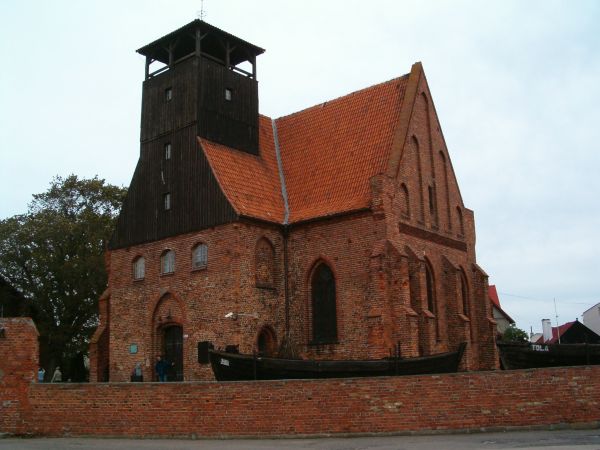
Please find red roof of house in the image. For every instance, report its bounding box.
[489,285,515,324]
[535,322,574,344]
[200,72,410,224]
[489,285,500,308]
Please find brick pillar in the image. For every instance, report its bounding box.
[367,242,392,359]
[471,264,499,370]
[0,317,38,435]
[89,290,110,382]
[397,254,419,358]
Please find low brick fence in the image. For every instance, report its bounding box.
[2,318,600,438]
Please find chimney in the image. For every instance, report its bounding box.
[542,319,552,342]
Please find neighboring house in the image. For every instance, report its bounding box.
[582,302,600,336]
[529,332,543,343]
[535,319,600,344]
[0,277,27,318]
[489,285,514,335]
[89,20,498,382]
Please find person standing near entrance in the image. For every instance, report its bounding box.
[131,362,143,382]
[38,367,45,382]
[51,366,62,383]
[155,356,169,382]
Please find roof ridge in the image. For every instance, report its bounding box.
[274,74,409,122]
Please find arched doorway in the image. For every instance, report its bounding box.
[256,326,277,356]
[163,325,183,381]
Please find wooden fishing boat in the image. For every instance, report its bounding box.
[207,343,466,381]
[497,341,600,370]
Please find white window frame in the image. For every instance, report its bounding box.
[161,250,175,274]
[192,243,208,270]
[133,256,145,280]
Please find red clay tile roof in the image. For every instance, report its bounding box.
[200,115,285,223]
[535,322,574,344]
[489,285,515,324]
[276,76,408,223]
[201,75,410,224]
[489,285,501,308]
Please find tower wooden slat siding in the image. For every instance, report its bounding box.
[110,21,265,249]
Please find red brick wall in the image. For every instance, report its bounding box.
[0,318,38,435]
[286,212,386,360]
[106,222,287,382]
[2,325,599,437]
[9,366,600,437]
[102,201,495,381]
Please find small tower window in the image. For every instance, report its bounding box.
[225,88,232,101]
[165,87,172,101]
[164,193,171,210]
[164,143,172,160]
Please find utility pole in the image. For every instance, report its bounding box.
[554,298,561,344]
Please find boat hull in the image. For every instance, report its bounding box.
[497,342,600,370]
[209,343,466,381]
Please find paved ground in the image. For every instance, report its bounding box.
[1,429,600,450]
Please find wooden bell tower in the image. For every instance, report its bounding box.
[110,22,265,249]
[137,20,265,154]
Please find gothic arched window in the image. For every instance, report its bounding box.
[457,206,465,236]
[459,269,470,316]
[255,238,275,288]
[425,260,439,340]
[311,263,337,344]
[399,183,410,218]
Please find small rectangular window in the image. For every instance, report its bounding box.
[164,193,171,210]
[225,88,232,101]
[161,250,175,274]
[164,143,171,160]
[165,87,172,101]
[192,244,208,269]
[133,257,145,280]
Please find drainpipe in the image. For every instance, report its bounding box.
[272,118,291,347]
[283,224,290,342]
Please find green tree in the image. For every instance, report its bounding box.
[0,175,126,381]
[501,324,529,343]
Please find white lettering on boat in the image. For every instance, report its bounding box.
[530,344,549,352]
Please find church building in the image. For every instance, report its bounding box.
[89,20,498,382]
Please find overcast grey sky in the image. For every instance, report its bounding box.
[1,0,598,334]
